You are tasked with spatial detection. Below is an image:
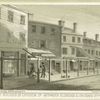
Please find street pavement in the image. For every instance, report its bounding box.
[3,74,100,90]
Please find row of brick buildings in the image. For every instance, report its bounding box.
[0,5,100,78]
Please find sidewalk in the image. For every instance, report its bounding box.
[3,74,100,90]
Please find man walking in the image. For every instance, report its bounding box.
[40,62,46,78]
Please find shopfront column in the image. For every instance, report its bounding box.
[87,60,90,75]
[77,60,80,77]
[93,60,95,74]
[48,58,51,82]
[25,53,27,75]
[66,60,69,78]
[61,58,64,77]
[0,51,3,89]
[17,52,20,76]
[37,57,40,83]
[82,61,84,71]
[97,61,99,74]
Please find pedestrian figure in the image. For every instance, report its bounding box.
[28,63,36,78]
[40,62,46,78]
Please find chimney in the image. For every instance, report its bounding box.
[58,20,65,28]
[95,34,99,41]
[73,22,77,33]
[28,13,34,21]
[83,32,87,38]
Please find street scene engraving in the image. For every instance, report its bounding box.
[0,4,100,90]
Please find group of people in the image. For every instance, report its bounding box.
[27,62,46,78]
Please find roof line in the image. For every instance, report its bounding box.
[2,4,28,14]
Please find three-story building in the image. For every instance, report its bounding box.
[28,20,61,73]
[0,5,28,77]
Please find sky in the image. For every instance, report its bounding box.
[16,5,100,40]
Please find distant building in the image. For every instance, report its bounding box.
[83,33,100,58]
[60,21,86,74]
[60,20,100,76]
[83,33,100,73]
[0,5,28,76]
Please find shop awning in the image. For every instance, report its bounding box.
[70,46,93,58]
[27,48,52,54]
[23,48,56,58]
[70,46,95,61]
[41,53,56,58]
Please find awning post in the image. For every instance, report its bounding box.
[87,60,90,75]
[48,58,51,82]
[66,59,69,78]
[97,61,99,74]
[77,60,80,77]
[61,58,63,77]
[37,57,40,83]
[93,61,95,74]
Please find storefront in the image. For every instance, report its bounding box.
[0,50,27,78]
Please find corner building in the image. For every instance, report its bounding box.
[0,5,28,77]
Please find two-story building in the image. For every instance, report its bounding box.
[0,5,28,77]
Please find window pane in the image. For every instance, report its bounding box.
[72,37,75,42]
[96,51,98,55]
[78,37,81,43]
[41,26,45,34]
[91,50,94,55]
[8,10,13,22]
[62,48,67,54]
[88,49,90,54]
[71,47,75,55]
[63,36,66,42]
[32,25,36,32]
[40,40,46,48]
[20,15,25,25]
[51,28,55,35]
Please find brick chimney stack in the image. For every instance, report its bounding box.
[28,13,34,21]
[73,22,77,33]
[95,34,99,41]
[83,32,87,38]
[58,20,65,28]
